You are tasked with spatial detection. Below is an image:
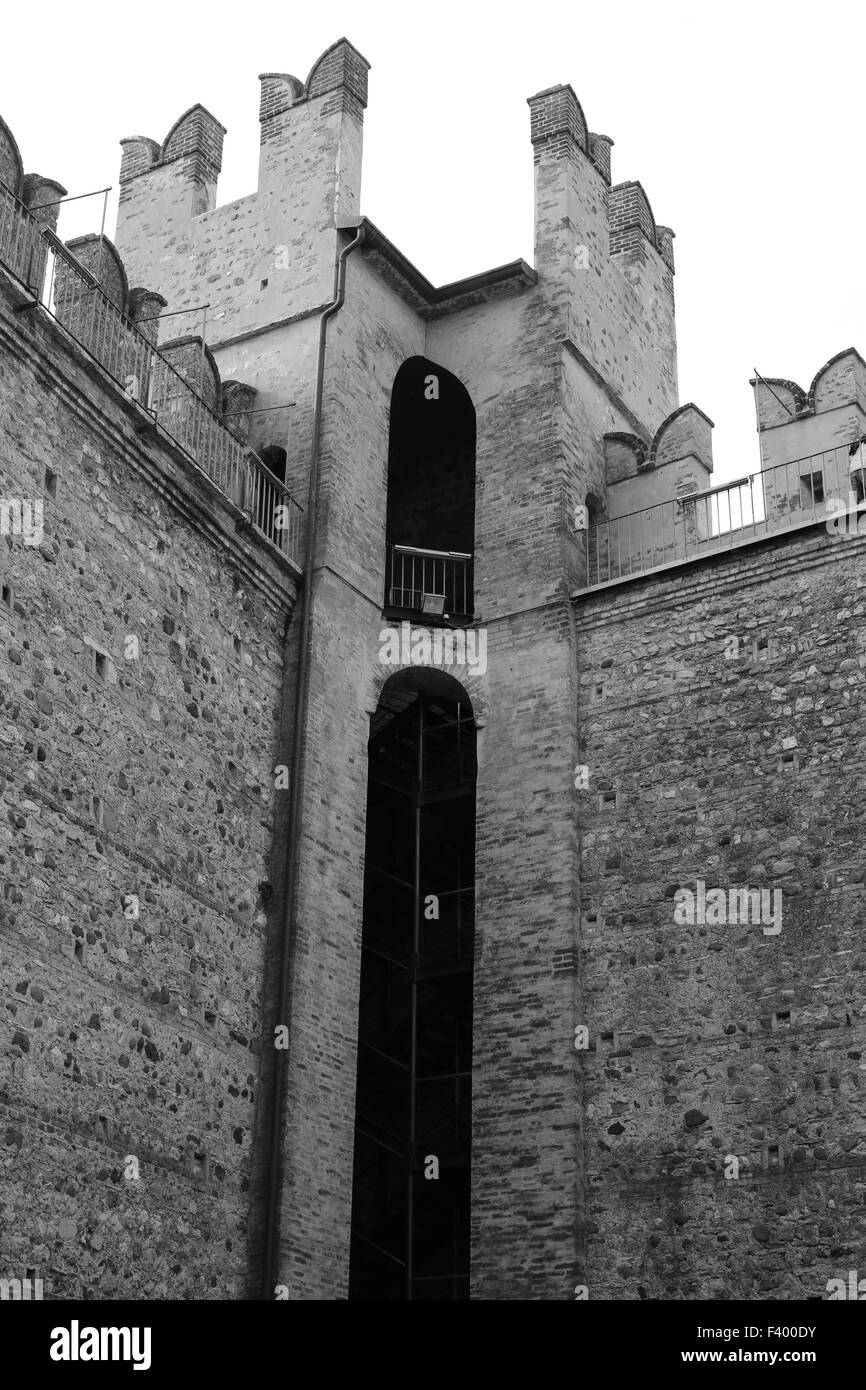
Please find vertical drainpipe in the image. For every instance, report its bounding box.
[262,221,366,1297]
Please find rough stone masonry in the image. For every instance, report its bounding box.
[0,36,864,1300]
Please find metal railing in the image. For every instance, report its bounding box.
[0,181,303,567]
[582,444,866,588]
[386,543,473,617]
[0,181,45,289]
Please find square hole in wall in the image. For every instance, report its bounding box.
[779,750,799,774]
[773,1009,791,1030]
[753,635,774,660]
[44,467,58,500]
[1,583,12,609]
[260,278,269,290]
[598,790,617,812]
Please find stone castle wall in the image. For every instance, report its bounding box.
[4,34,862,1304]
[576,524,866,1299]
[0,268,298,1298]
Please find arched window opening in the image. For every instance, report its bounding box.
[584,491,607,585]
[259,445,287,484]
[385,358,476,620]
[248,445,289,541]
[349,671,476,1300]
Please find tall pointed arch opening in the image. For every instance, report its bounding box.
[349,670,477,1299]
[384,357,476,620]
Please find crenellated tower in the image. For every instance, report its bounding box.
[4,40,809,1307]
[113,39,370,501]
[527,83,678,427]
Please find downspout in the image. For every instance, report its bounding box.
[262,221,366,1296]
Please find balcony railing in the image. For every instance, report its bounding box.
[0,181,303,567]
[386,544,473,618]
[582,444,866,589]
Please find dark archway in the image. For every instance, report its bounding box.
[384,357,476,619]
[584,491,607,587]
[259,445,287,484]
[349,670,476,1299]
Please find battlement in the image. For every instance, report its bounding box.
[119,105,226,217]
[527,85,612,185]
[609,182,674,271]
[0,113,67,237]
[117,38,368,229]
[527,81,678,426]
[0,113,24,195]
[0,110,302,569]
[64,233,129,308]
[527,83,673,274]
[110,38,371,363]
[259,38,370,132]
[649,402,714,472]
[581,344,866,592]
[752,349,866,469]
[4,44,684,534]
[601,403,715,523]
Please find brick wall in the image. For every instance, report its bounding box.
[0,271,297,1299]
[14,41,857,1307]
[575,523,866,1298]
[162,107,225,176]
[529,86,679,431]
[609,181,657,255]
[429,284,589,1296]
[114,42,368,370]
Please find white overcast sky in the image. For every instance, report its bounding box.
[4,0,863,483]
